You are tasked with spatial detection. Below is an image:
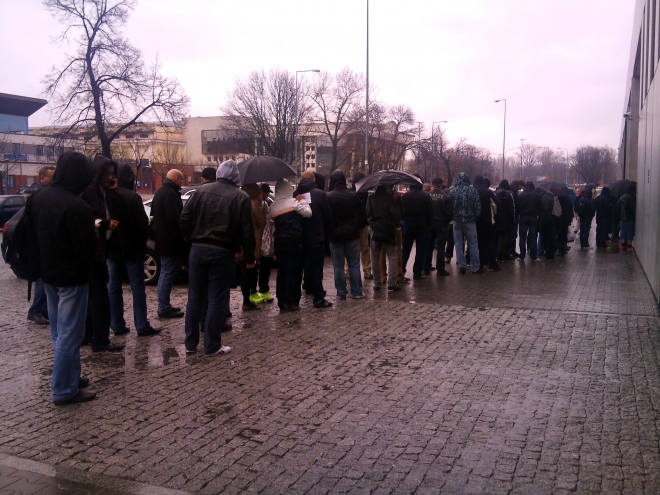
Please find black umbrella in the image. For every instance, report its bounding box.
[355,170,423,191]
[535,180,570,197]
[237,156,296,184]
[608,179,636,198]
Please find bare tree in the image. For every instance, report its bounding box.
[223,68,310,163]
[0,134,20,194]
[42,0,189,158]
[573,146,617,184]
[310,67,365,172]
[152,129,188,180]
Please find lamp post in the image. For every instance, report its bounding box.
[519,138,525,178]
[558,147,569,184]
[365,0,370,174]
[495,99,506,181]
[295,69,320,174]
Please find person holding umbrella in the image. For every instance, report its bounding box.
[593,186,616,249]
[368,185,402,291]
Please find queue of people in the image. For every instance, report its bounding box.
[27,151,636,406]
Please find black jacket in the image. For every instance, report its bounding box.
[473,176,500,226]
[33,151,96,287]
[327,174,361,243]
[558,196,574,225]
[273,211,304,244]
[495,187,515,232]
[593,188,615,225]
[80,156,120,262]
[293,178,332,247]
[516,183,542,218]
[107,164,149,260]
[618,193,636,222]
[574,191,595,221]
[152,179,186,256]
[180,179,256,265]
[367,187,400,244]
[428,187,453,227]
[402,185,433,230]
[536,188,555,228]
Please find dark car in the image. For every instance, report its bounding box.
[0,195,25,228]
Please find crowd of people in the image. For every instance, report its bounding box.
[25,150,637,406]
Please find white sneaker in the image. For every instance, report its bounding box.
[216,345,232,355]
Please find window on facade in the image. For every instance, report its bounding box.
[126,134,134,139]
[207,156,212,161]
[12,143,20,154]
[140,133,149,139]
[36,145,44,156]
[311,154,315,159]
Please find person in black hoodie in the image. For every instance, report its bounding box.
[593,186,616,249]
[352,172,372,279]
[618,184,636,251]
[80,155,125,353]
[574,188,595,248]
[536,187,556,260]
[401,176,433,279]
[556,195,574,256]
[473,175,501,271]
[106,163,160,337]
[516,181,542,261]
[33,151,97,405]
[293,169,333,308]
[151,169,186,318]
[327,170,364,299]
[425,178,453,276]
[495,180,516,262]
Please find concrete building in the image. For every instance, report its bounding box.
[620,0,660,302]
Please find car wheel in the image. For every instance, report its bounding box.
[144,249,160,285]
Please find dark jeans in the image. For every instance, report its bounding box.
[28,278,48,319]
[518,215,538,260]
[556,221,569,255]
[580,218,592,247]
[239,262,258,304]
[402,226,428,277]
[538,220,555,259]
[258,256,273,293]
[476,221,498,268]
[496,229,511,261]
[296,243,325,304]
[276,241,302,308]
[424,224,450,272]
[595,220,610,248]
[184,245,235,355]
[445,227,455,260]
[84,261,112,347]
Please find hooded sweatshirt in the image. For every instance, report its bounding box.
[33,151,96,287]
[495,180,515,231]
[449,172,481,223]
[151,176,185,256]
[473,175,499,226]
[402,183,434,230]
[180,160,256,263]
[326,171,361,243]
[593,186,615,225]
[516,181,542,218]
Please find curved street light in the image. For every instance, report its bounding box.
[495,99,506,180]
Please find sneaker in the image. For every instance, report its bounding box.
[242,301,261,311]
[112,326,130,336]
[437,270,450,276]
[626,245,634,252]
[249,293,264,304]
[352,294,365,299]
[158,309,184,318]
[258,292,274,302]
[185,348,197,355]
[91,343,125,352]
[27,314,50,325]
[413,274,426,280]
[212,345,232,355]
[313,299,333,309]
[53,390,96,406]
[337,295,347,300]
[364,273,374,280]
[137,326,162,337]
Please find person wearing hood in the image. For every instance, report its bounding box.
[326,170,364,300]
[33,151,97,405]
[618,184,636,251]
[535,187,556,260]
[180,160,255,355]
[401,175,434,279]
[106,163,160,337]
[271,179,312,312]
[448,172,482,274]
[351,172,372,279]
[574,187,595,248]
[424,178,453,276]
[368,185,402,290]
[293,169,333,309]
[80,155,125,353]
[593,186,616,249]
[473,175,501,271]
[151,169,187,318]
[495,180,516,262]
[516,181,542,261]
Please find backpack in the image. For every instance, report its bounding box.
[4,195,41,300]
[551,196,562,217]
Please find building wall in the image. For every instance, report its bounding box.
[0,114,28,134]
[621,0,660,301]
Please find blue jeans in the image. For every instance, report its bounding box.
[44,283,88,402]
[184,245,235,355]
[329,239,363,298]
[108,258,149,334]
[453,221,480,272]
[157,255,181,313]
[27,278,48,318]
[580,218,592,247]
[518,215,538,260]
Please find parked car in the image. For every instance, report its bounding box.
[0,195,25,228]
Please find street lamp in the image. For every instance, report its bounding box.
[558,147,569,184]
[519,138,525,178]
[495,99,506,181]
[295,69,320,174]
[365,0,370,174]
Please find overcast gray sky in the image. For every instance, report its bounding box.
[2,0,634,156]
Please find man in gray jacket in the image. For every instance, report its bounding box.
[180,160,255,356]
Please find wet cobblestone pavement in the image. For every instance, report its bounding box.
[1,235,659,494]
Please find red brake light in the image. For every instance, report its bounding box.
[2,225,7,234]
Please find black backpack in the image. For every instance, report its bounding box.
[5,195,41,300]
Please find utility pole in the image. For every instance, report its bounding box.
[519,138,525,178]
[365,0,370,174]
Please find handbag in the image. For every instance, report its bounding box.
[261,219,275,257]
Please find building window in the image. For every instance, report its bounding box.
[7,176,14,189]
[311,154,315,159]
[140,133,149,139]
[126,133,134,139]
[12,143,20,154]
[36,145,44,156]
[207,156,212,162]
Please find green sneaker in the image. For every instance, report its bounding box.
[249,293,264,304]
[258,292,274,302]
